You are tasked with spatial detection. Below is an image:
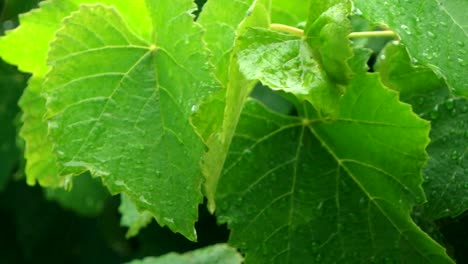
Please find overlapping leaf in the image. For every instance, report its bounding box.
[236,27,340,115]
[375,42,468,220]
[119,193,153,238]
[353,0,468,96]
[0,0,150,77]
[42,2,219,240]
[196,0,271,211]
[305,0,353,85]
[216,74,453,262]
[127,244,243,264]
[19,77,63,186]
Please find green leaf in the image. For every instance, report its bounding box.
[196,0,271,211]
[375,42,468,220]
[126,244,243,264]
[43,3,218,240]
[19,77,63,186]
[217,74,453,263]
[353,0,468,96]
[422,98,468,219]
[374,41,446,102]
[236,27,340,115]
[119,193,153,238]
[45,172,109,216]
[0,0,151,76]
[271,0,311,26]
[0,60,27,189]
[305,0,353,85]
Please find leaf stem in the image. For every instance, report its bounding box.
[348,30,397,39]
[269,23,304,37]
[269,23,397,39]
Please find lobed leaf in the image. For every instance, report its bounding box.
[236,27,340,115]
[305,0,354,85]
[19,77,63,186]
[0,0,150,77]
[353,0,468,96]
[43,2,218,240]
[217,73,453,263]
[375,42,468,220]
[196,0,271,211]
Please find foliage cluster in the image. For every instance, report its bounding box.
[0,0,467,263]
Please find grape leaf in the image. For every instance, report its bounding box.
[42,3,218,240]
[45,172,109,217]
[271,0,311,26]
[353,0,468,96]
[375,42,468,220]
[305,0,353,85]
[0,60,27,189]
[236,27,340,115]
[126,244,243,264]
[0,0,151,76]
[422,98,468,219]
[1,0,151,187]
[217,74,453,262]
[119,193,153,238]
[196,0,271,211]
[19,77,64,186]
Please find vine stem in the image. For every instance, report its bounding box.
[269,23,397,39]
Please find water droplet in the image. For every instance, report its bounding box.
[440,21,447,26]
[430,105,440,119]
[445,98,455,110]
[451,109,457,116]
[316,201,324,210]
[380,54,386,60]
[191,104,199,113]
[457,41,465,47]
[400,24,411,35]
[353,8,363,16]
[427,31,435,38]
[457,58,465,65]
[411,57,418,64]
[243,148,252,154]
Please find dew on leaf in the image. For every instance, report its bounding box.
[456,41,465,47]
[316,201,324,210]
[430,105,440,119]
[427,31,435,38]
[451,150,459,160]
[400,24,411,35]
